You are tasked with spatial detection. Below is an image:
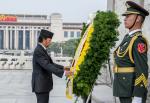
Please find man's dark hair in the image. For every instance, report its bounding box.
[38,35,49,43]
[38,29,53,43]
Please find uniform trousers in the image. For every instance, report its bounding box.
[119,96,146,103]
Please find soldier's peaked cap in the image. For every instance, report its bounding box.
[122,1,149,17]
[40,29,54,39]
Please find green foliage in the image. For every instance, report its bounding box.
[62,39,80,57]
[48,42,61,53]
[73,11,120,97]
[48,39,80,57]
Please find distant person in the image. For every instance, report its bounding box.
[113,1,149,103]
[32,29,72,103]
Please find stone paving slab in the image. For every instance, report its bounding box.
[1,70,149,103]
[0,70,76,103]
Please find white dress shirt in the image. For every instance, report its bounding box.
[39,43,47,50]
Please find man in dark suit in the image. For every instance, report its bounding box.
[32,29,72,103]
[113,1,149,103]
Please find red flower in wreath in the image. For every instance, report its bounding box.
[137,43,146,53]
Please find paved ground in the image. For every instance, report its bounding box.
[0,70,78,103]
[0,70,150,103]
[0,69,116,103]
[92,66,150,103]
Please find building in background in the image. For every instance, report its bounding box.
[0,13,82,50]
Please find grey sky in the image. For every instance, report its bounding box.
[0,0,107,22]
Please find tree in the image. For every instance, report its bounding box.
[48,42,61,53]
[62,39,80,57]
[48,39,80,57]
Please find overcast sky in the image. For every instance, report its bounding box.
[0,0,107,22]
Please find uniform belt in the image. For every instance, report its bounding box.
[113,66,135,73]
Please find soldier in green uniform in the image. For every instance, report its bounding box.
[113,1,149,103]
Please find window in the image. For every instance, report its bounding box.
[64,31,68,38]
[25,31,30,49]
[37,31,40,39]
[70,31,74,37]
[0,30,4,49]
[8,30,11,49]
[18,30,23,50]
[77,31,81,37]
[12,30,15,49]
[36,31,40,44]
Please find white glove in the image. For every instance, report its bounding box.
[132,97,142,103]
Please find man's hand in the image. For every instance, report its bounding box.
[132,97,142,103]
[64,66,74,77]
[64,66,70,71]
[64,70,73,77]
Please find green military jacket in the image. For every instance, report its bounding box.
[113,31,149,97]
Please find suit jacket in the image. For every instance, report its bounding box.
[32,44,64,93]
